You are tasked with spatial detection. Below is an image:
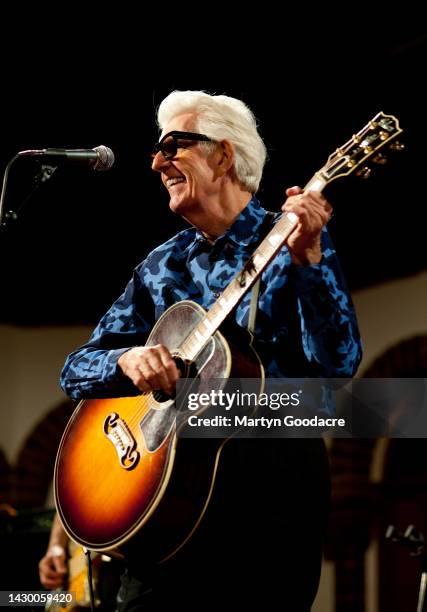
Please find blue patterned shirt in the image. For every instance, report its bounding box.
[61,197,362,400]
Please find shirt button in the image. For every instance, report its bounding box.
[213,292,221,298]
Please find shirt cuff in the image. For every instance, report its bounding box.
[289,258,335,294]
[102,347,132,383]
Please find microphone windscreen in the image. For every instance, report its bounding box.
[93,145,115,171]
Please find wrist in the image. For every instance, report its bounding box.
[117,348,132,372]
[291,246,322,266]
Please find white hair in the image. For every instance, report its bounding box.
[157,90,267,193]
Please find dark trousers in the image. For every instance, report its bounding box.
[117,438,330,611]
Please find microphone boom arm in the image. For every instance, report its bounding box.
[0,154,58,230]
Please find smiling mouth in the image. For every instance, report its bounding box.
[166,177,186,188]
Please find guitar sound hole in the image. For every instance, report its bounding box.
[174,357,188,377]
[152,389,175,403]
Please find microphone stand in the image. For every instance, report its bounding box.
[0,153,58,230]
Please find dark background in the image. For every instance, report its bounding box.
[0,27,426,325]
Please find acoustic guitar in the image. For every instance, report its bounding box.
[55,112,402,562]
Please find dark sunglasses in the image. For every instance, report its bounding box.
[152,130,215,160]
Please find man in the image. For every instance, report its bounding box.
[60,91,362,610]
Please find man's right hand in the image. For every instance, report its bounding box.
[39,545,67,590]
[118,345,181,395]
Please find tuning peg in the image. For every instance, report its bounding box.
[372,153,388,165]
[389,141,405,152]
[356,166,372,179]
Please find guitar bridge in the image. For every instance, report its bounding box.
[103,412,140,470]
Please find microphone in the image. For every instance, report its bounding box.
[17,145,115,171]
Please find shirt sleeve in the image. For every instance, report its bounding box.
[60,263,154,399]
[290,229,362,377]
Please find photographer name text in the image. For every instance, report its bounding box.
[186,415,346,429]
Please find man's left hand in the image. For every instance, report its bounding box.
[282,186,333,265]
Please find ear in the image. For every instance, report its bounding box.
[215,139,234,175]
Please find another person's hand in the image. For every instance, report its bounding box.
[282,186,333,265]
[39,544,67,590]
[118,345,181,394]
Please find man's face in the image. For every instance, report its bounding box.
[151,113,220,216]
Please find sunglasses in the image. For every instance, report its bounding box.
[152,130,215,160]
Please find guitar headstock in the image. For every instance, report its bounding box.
[318,111,403,185]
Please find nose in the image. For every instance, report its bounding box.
[151,150,169,172]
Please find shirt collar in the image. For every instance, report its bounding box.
[192,196,266,250]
